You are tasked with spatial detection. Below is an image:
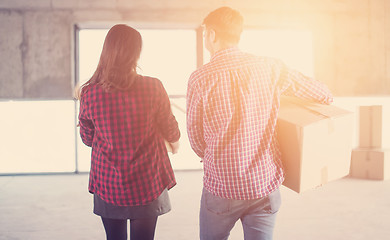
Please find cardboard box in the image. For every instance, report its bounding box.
[277,97,354,193]
[350,148,390,180]
[359,106,383,148]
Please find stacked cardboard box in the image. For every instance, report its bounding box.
[277,97,354,193]
[350,106,390,180]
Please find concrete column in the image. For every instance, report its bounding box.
[0,10,24,98]
[23,11,73,98]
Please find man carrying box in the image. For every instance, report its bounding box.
[186,6,333,240]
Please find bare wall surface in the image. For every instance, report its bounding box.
[23,11,73,98]
[0,0,389,98]
[0,10,23,98]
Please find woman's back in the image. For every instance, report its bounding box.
[79,75,180,206]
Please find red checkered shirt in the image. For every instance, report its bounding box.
[79,76,180,206]
[187,47,333,200]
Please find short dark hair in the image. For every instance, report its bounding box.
[202,7,244,44]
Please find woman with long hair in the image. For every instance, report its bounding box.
[77,24,180,240]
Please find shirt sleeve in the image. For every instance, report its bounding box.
[78,93,95,147]
[154,81,180,143]
[186,76,206,158]
[276,60,333,104]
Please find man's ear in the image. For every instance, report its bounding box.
[209,29,217,43]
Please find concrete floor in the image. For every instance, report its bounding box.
[0,170,389,240]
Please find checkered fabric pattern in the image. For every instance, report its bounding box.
[187,47,333,200]
[79,76,180,206]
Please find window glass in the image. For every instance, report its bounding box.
[0,100,76,173]
[78,29,196,95]
[138,29,196,95]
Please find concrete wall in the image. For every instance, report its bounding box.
[0,0,389,99]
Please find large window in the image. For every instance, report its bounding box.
[77,28,201,171]
[0,100,76,174]
[78,29,197,95]
[76,27,315,172]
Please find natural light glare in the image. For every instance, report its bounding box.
[77,28,315,171]
[78,29,196,95]
[0,101,76,173]
[241,29,314,77]
[79,29,108,84]
[138,30,196,95]
[204,29,314,77]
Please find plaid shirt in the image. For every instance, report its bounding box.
[187,47,333,200]
[79,76,180,206]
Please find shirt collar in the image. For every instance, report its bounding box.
[210,46,240,62]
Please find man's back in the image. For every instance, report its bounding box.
[187,47,332,200]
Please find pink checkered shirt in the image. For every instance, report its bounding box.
[187,47,333,200]
[79,76,180,206]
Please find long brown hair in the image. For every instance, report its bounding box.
[76,24,142,99]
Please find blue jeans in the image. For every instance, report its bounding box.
[200,188,281,240]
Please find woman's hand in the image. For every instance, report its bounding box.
[169,141,180,154]
[165,140,180,154]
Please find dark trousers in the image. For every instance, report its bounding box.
[101,217,158,240]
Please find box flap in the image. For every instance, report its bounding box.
[278,96,352,126]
